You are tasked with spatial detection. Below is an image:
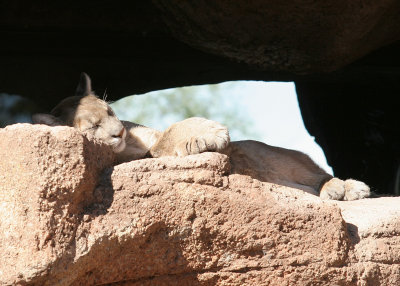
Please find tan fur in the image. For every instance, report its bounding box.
[149,117,230,158]
[117,120,162,161]
[222,141,370,200]
[32,73,370,201]
[223,140,331,195]
[33,94,127,153]
[32,73,230,163]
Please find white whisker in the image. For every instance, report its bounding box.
[103,88,108,101]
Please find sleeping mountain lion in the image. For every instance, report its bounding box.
[32,73,370,201]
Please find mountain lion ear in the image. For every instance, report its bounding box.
[32,113,64,126]
[75,72,92,96]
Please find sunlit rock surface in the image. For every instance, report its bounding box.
[1,124,400,285]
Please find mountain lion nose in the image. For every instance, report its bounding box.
[113,127,125,138]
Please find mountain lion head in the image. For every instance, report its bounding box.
[32,73,126,153]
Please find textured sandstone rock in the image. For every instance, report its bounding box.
[0,124,115,285]
[153,0,400,73]
[1,124,400,285]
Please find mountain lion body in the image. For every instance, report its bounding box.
[32,73,370,201]
[32,73,230,162]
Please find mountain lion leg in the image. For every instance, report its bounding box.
[225,141,370,201]
[320,178,370,200]
[149,117,230,157]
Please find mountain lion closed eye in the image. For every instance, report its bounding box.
[32,73,230,162]
[32,73,370,201]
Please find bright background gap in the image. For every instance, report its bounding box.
[111,81,333,174]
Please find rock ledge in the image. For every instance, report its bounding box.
[1,124,399,285]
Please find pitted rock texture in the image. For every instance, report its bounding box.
[1,124,400,285]
[0,124,115,285]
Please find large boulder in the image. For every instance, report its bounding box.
[153,0,400,73]
[1,124,400,285]
[0,124,114,284]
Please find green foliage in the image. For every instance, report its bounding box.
[111,83,259,140]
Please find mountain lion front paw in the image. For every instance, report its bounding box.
[174,118,230,156]
[149,117,230,158]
